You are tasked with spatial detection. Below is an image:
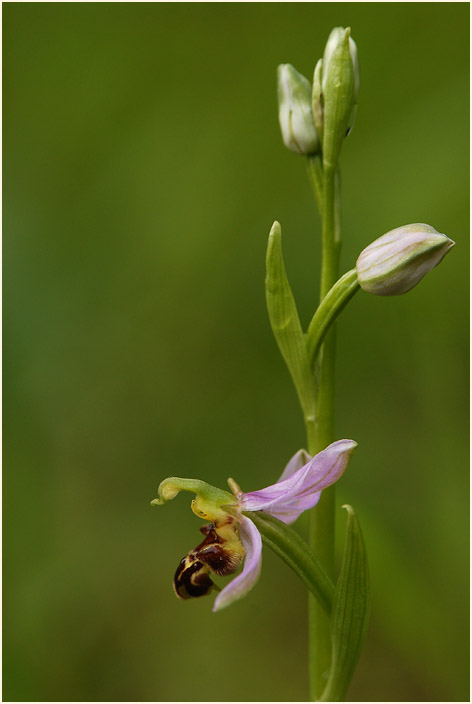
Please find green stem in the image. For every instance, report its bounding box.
[307,165,340,701]
[320,169,339,299]
[245,511,335,615]
[334,168,342,244]
[307,155,324,214]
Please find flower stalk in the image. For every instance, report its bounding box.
[306,269,359,366]
[152,23,455,704]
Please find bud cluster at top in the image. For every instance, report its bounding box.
[277,26,359,165]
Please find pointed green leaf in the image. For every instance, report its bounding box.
[266,221,315,417]
[321,504,371,702]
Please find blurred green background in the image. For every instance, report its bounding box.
[3,3,469,702]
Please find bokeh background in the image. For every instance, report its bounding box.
[3,3,469,702]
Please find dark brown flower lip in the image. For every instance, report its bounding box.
[173,555,216,600]
[173,519,246,600]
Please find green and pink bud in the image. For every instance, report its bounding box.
[356,223,455,296]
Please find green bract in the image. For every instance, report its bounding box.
[321,506,371,702]
[265,221,315,423]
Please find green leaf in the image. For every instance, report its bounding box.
[265,221,315,418]
[320,504,371,702]
[245,511,335,615]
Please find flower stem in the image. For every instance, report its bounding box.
[307,166,341,701]
[307,155,324,215]
[305,269,359,367]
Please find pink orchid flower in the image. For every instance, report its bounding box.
[152,439,357,611]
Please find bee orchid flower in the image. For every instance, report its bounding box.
[152,439,357,611]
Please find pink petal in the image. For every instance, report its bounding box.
[240,439,357,524]
[212,516,262,612]
[276,449,312,483]
[264,491,322,524]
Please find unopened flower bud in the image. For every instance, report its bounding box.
[323,27,359,99]
[277,63,320,155]
[321,27,358,170]
[356,224,455,296]
[346,33,359,136]
[312,58,324,139]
